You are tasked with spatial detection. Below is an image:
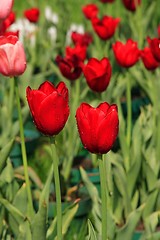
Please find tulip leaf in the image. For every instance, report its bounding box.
[0,139,14,174]
[39,163,53,209]
[31,202,47,240]
[87,219,98,240]
[17,220,32,240]
[115,204,145,240]
[142,190,159,219]
[47,202,78,239]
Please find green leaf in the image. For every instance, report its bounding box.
[87,219,97,240]
[0,139,14,173]
[47,202,78,239]
[0,198,25,228]
[17,220,32,240]
[142,190,158,219]
[116,204,145,240]
[39,164,53,209]
[31,202,47,240]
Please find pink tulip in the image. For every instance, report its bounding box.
[0,0,13,20]
[0,35,26,77]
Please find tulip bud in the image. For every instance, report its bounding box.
[76,102,119,154]
[0,0,13,20]
[26,81,70,136]
[0,35,26,77]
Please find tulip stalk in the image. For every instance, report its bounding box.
[98,153,108,240]
[14,77,34,218]
[50,137,62,240]
[126,76,132,150]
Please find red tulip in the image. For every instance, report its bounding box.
[71,32,92,47]
[56,55,82,81]
[82,4,99,20]
[24,8,40,23]
[76,102,119,154]
[66,45,87,62]
[122,0,141,12]
[147,37,160,62]
[112,39,140,67]
[0,11,15,35]
[0,35,26,76]
[100,0,115,3]
[0,0,13,20]
[91,16,120,40]
[26,81,70,136]
[157,25,160,38]
[140,47,159,71]
[83,57,112,92]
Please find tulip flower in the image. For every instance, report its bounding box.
[91,16,120,40]
[82,4,99,20]
[112,39,140,67]
[0,11,15,35]
[140,47,159,71]
[24,8,40,23]
[26,81,70,136]
[76,102,119,154]
[122,0,141,12]
[0,0,13,20]
[71,31,92,47]
[83,57,112,92]
[147,37,160,62]
[0,35,26,76]
[56,55,82,81]
[66,44,87,62]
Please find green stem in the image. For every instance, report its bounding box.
[14,77,34,218]
[50,137,62,240]
[98,154,108,240]
[9,77,15,117]
[126,78,132,149]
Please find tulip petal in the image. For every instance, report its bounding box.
[39,81,56,95]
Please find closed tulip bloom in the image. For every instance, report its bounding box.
[0,0,13,20]
[83,57,112,92]
[26,81,70,136]
[82,4,99,20]
[122,0,141,12]
[76,102,119,154]
[0,35,26,76]
[140,47,159,71]
[147,37,160,62]
[91,16,120,40]
[56,55,82,81]
[24,8,40,23]
[0,11,15,35]
[112,39,140,67]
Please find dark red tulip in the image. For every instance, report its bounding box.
[140,47,159,71]
[122,0,141,12]
[56,55,82,81]
[26,81,70,136]
[24,8,40,23]
[82,4,99,20]
[71,31,92,47]
[76,102,119,154]
[112,39,140,67]
[147,37,160,62]
[83,57,112,92]
[91,16,120,40]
